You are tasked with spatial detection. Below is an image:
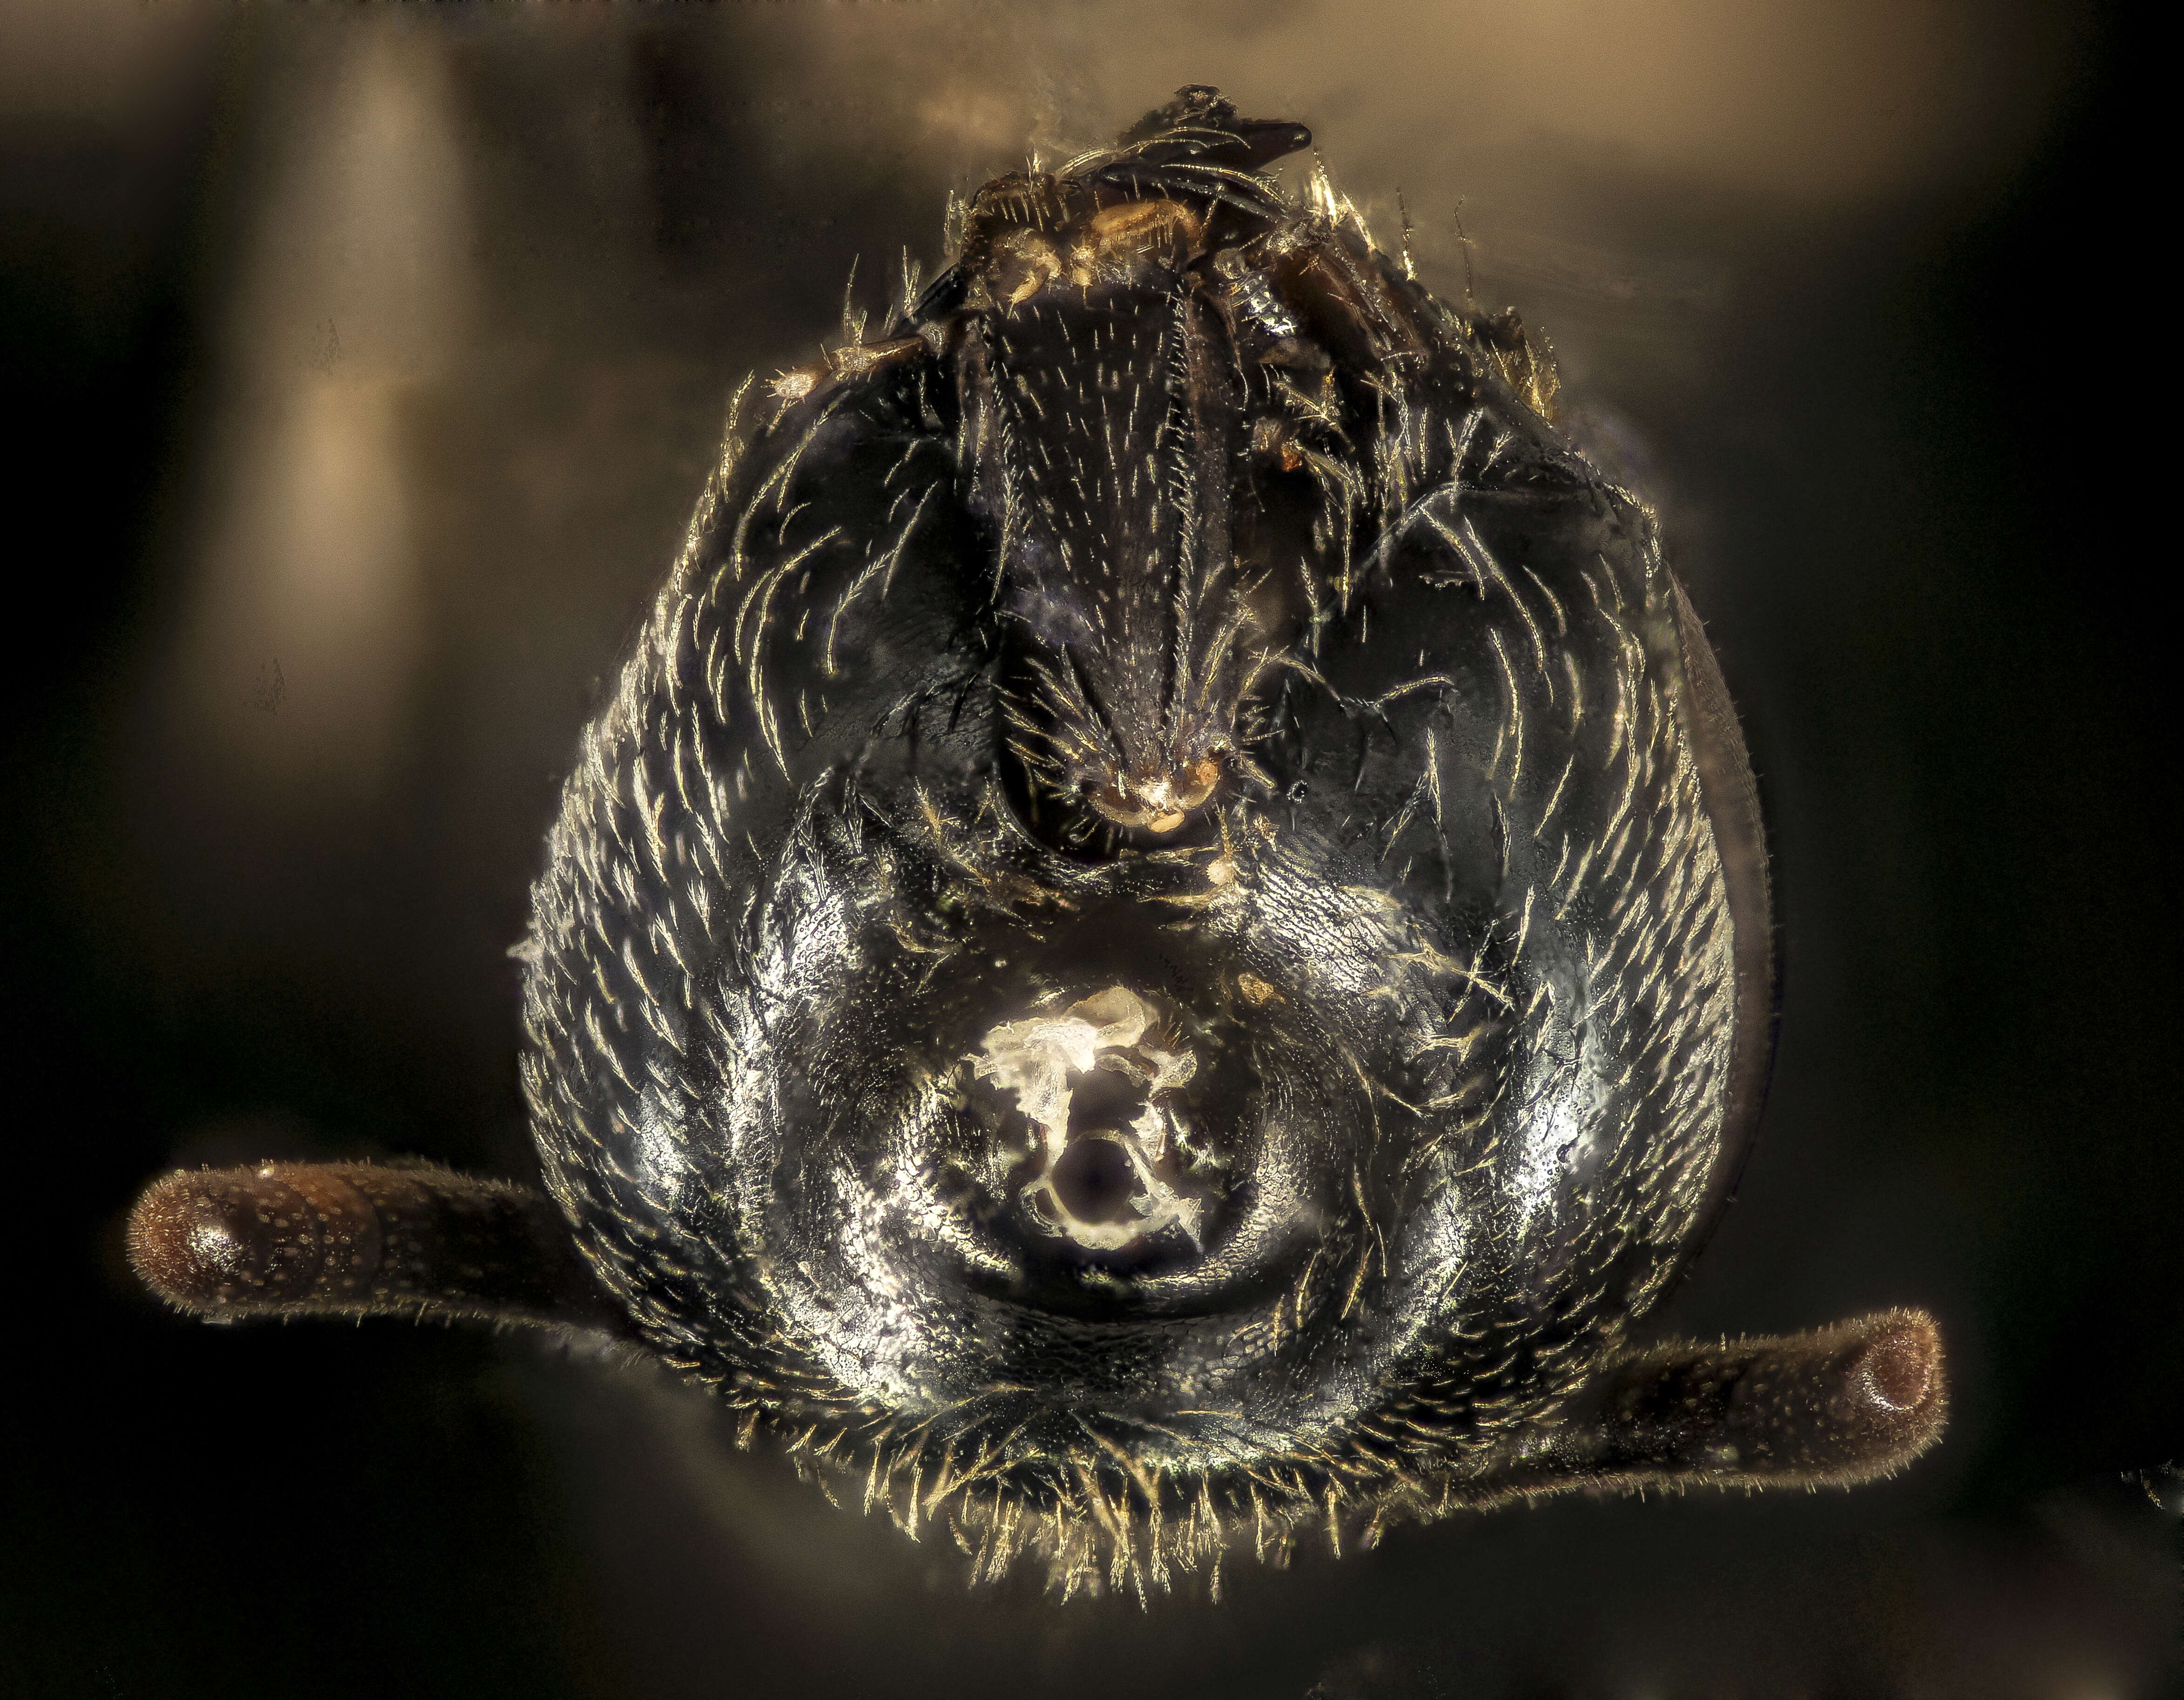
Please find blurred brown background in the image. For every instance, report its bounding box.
[2,3,2171,1696]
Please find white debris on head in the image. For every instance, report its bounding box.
[967,985,1204,1251]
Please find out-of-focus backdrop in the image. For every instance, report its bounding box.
[3,4,2170,1696]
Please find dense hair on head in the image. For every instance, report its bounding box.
[515,88,1793,1597]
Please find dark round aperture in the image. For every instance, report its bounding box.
[1049,1135,1143,1226]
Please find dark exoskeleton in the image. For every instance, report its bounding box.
[131,87,1944,1598]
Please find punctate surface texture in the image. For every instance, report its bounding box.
[519,88,1772,1595]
